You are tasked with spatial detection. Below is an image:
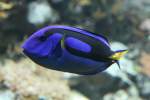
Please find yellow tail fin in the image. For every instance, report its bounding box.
[109,50,128,60]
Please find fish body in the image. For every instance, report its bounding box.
[22,25,127,75]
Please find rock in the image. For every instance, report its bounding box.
[124,0,150,14]
[0,2,14,10]
[77,0,91,6]
[103,86,142,100]
[0,59,71,100]
[27,0,59,25]
[140,19,150,33]
[51,0,63,3]
[127,48,140,59]
[136,74,150,99]
[0,90,15,100]
[148,35,150,40]
[69,91,89,100]
[110,42,128,51]
[139,52,150,76]
[38,95,49,100]
[69,73,129,100]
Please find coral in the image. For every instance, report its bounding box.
[0,59,71,100]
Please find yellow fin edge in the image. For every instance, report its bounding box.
[109,50,128,60]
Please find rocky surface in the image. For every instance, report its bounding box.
[0,59,89,100]
[0,59,70,100]
[27,0,59,25]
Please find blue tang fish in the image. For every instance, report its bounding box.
[22,25,127,75]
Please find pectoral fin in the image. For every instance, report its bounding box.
[60,33,66,49]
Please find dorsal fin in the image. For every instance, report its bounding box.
[44,25,110,47]
[72,27,110,46]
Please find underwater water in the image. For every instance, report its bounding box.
[0,0,150,100]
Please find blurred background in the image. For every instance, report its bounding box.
[0,0,150,100]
